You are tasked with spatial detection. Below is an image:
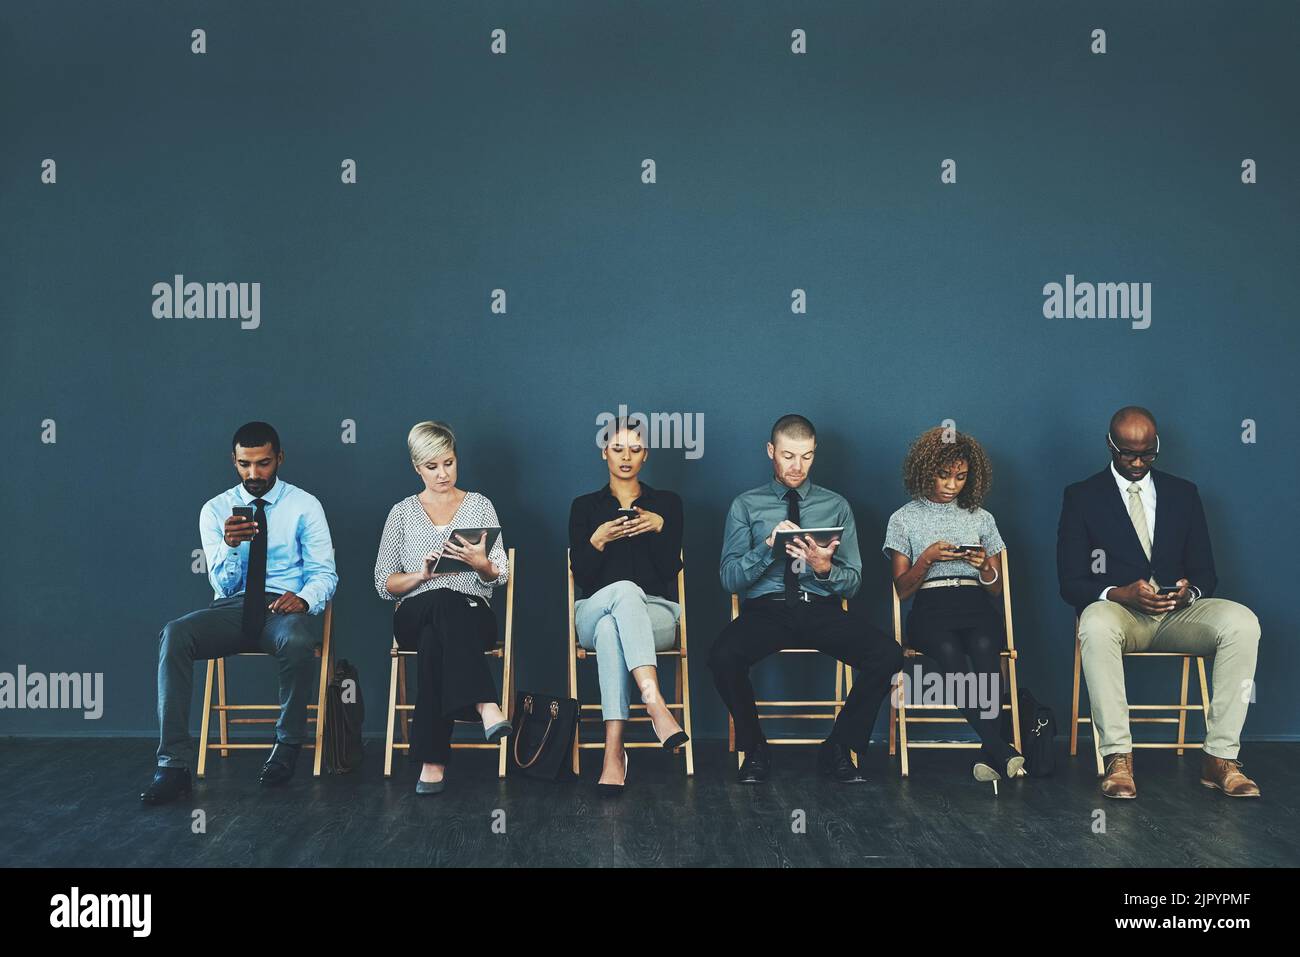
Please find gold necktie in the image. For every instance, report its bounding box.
[1127,483,1160,597]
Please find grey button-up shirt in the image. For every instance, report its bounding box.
[719,476,861,600]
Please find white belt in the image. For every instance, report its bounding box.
[919,577,980,590]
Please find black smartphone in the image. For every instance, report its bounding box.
[232,506,255,522]
[955,544,982,553]
[1156,585,1181,595]
[616,508,639,520]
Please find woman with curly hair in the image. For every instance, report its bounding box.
[882,426,1024,783]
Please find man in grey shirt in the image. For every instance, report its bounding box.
[712,414,903,784]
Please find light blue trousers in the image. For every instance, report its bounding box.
[574,580,681,721]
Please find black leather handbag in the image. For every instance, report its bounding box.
[322,658,365,774]
[510,691,578,780]
[1000,686,1057,777]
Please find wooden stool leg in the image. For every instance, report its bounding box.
[498,648,513,780]
[1196,657,1211,745]
[1007,656,1022,755]
[198,659,216,779]
[397,656,411,744]
[1091,702,1104,777]
[898,681,910,778]
[1176,655,1191,756]
[384,653,399,778]
[217,657,229,757]
[1070,636,1082,757]
[312,637,331,778]
[678,654,695,777]
[568,642,580,777]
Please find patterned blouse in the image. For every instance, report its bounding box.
[373,491,509,603]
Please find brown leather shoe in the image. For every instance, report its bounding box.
[1200,755,1261,798]
[1101,752,1136,799]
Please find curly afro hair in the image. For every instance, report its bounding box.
[902,426,992,510]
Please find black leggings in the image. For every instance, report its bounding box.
[905,586,1009,756]
[394,588,499,764]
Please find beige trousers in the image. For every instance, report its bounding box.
[1078,597,1260,760]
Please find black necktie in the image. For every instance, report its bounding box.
[783,488,801,600]
[240,498,269,640]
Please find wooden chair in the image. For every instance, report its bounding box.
[566,550,695,776]
[726,593,853,768]
[1070,613,1209,776]
[383,548,516,779]
[887,551,1023,777]
[197,598,334,778]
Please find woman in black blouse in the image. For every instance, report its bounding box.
[569,418,689,795]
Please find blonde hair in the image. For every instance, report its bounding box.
[408,421,456,468]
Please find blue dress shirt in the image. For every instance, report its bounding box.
[199,478,339,615]
[719,476,862,600]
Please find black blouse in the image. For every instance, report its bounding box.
[568,483,684,601]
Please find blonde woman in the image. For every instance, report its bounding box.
[374,421,510,795]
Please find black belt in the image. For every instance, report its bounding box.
[749,590,839,605]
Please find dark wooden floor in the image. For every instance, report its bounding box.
[2,737,1296,867]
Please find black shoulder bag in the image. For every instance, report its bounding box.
[1001,686,1057,777]
[510,691,578,780]
[322,658,365,773]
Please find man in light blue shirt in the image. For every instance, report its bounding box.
[142,422,338,805]
[712,414,902,785]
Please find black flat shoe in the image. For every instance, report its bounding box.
[597,752,628,797]
[737,746,771,784]
[259,742,301,788]
[817,739,866,783]
[140,766,192,806]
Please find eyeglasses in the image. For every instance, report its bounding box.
[1108,432,1159,463]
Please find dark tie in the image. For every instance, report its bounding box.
[783,488,801,600]
[240,498,269,641]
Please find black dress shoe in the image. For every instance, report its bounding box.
[140,766,192,806]
[258,743,301,788]
[737,746,771,784]
[818,739,866,783]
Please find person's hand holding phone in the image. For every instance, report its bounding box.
[224,512,259,547]
[622,506,664,537]
[919,541,961,568]
[591,517,631,551]
[959,546,987,570]
[1110,579,1178,614]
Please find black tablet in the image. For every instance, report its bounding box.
[431,527,502,575]
[771,526,845,560]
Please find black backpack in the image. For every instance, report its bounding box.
[322,658,365,773]
[1000,686,1057,777]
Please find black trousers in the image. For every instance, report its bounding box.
[709,597,903,753]
[905,586,1008,754]
[393,588,499,764]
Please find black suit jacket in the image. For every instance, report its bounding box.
[1055,467,1217,616]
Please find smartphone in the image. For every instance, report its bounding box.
[955,544,982,553]
[1156,586,1181,595]
[232,506,255,522]
[616,508,639,520]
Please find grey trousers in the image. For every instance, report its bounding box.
[156,594,320,768]
[1078,597,1260,760]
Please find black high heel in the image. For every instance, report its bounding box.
[660,730,689,751]
[597,752,628,798]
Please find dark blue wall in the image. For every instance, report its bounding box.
[3,1,1297,744]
